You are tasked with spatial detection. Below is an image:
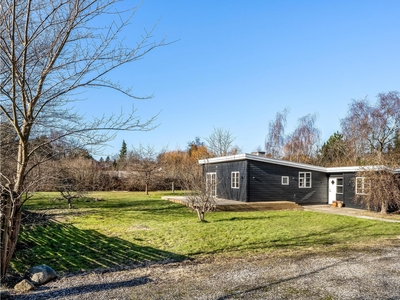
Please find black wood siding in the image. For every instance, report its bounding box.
[205,160,248,202]
[248,161,328,203]
[343,172,366,209]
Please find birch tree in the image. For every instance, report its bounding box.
[0,0,166,279]
[340,91,400,163]
[265,107,289,159]
[283,113,321,163]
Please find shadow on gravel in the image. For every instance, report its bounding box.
[216,257,355,299]
[12,276,152,300]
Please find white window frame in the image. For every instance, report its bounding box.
[336,177,344,194]
[281,176,289,185]
[231,171,240,189]
[299,172,312,188]
[356,177,369,195]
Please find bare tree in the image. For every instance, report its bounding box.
[283,113,321,163]
[128,144,164,195]
[0,0,166,279]
[55,159,89,209]
[265,107,290,158]
[180,163,216,222]
[205,127,237,157]
[355,161,400,214]
[341,91,400,164]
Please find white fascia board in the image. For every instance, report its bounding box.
[198,154,247,165]
[199,154,327,172]
[326,166,364,173]
[326,165,394,173]
[199,154,397,174]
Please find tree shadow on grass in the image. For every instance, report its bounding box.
[12,213,187,276]
[188,220,399,256]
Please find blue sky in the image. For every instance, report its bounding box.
[81,0,400,159]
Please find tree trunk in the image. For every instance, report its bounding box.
[1,139,29,280]
[145,183,149,195]
[1,193,22,281]
[380,200,387,214]
[196,209,205,222]
[68,200,73,209]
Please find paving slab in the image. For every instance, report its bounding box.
[303,204,400,223]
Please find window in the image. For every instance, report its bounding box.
[299,172,312,188]
[206,172,217,197]
[336,178,343,194]
[231,172,240,189]
[281,176,289,185]
[356,177,370,195]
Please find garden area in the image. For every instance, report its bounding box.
[11,191,400,276]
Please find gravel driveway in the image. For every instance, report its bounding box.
[8,245,400,300]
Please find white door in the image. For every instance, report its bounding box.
[206,172,217,197]
[328,177,337,204]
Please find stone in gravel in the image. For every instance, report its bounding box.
[14,279,36,292]
[29,265,57,285]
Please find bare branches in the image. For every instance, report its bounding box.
[355,162,400,213]
[265,107,289,159]
[205,127,237,157]
[1,0,167,280]
[340,91,400,163]
[282,113,321,163]
[181,164,216,222]
[127,144,165,195]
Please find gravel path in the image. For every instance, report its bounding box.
[7,245,400,300]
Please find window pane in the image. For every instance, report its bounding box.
[231,172,239,188]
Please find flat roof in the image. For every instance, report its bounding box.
[199,153,393,174]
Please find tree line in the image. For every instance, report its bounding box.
[264,91,400,213]
[0,127,239,194]
[264,91,400,166]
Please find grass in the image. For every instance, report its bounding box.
[11,191,400,275]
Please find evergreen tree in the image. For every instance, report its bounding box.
[319,132,347,167]
[119,140,128,163]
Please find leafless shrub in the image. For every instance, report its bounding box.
[180,164,216,222]
[355,159,400,213]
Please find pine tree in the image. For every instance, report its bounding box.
[119,140,127,161]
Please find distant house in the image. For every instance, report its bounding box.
[198,153,399,209]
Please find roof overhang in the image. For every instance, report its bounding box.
[199,153,327,172]
[199,154,398,174]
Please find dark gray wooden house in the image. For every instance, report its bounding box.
[198,153,381,209]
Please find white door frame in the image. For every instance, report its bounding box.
[328,177,337,204]
[206,172,217,198]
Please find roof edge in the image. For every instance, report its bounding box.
[199,154,399,174]
[199,153,327,172]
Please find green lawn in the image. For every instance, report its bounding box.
[11,191,400,275]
